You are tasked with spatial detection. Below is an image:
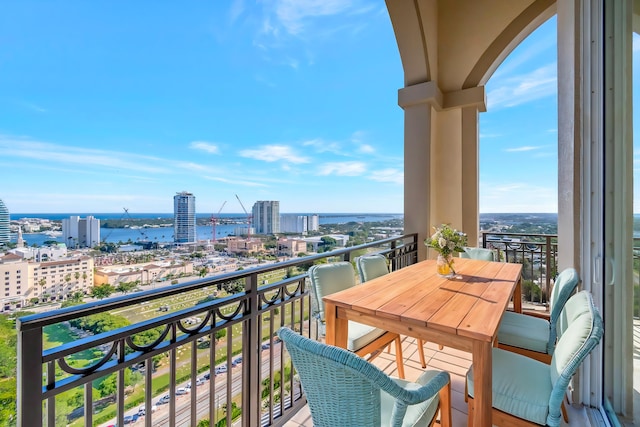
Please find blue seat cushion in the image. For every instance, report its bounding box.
[497,311,549,353]
[347,320,387,352]
[381,370,441,426]
[467,348,552,425]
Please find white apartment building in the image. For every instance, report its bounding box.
[174,191,196,243]
[280,214,320,235]
[252,201,279,235]
[307,214,319,232]
[0,198,9,244]
[62,215,101,248]
[0,254,94,311]
[11,243,68,262]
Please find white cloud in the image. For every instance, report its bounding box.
[203,176,268,187]
[369,168,403,184]
[318,161,366,176]
[190,141,220,154]
[239,144,310,163]
[302,138,343,154]
[175,162,216,172]
[505,146,542,153]
[359,144,375,154]
[228,0,245,24]
[274,0,357,36]
[480,182,557,213]
[252,0,378,56]
[0,137,170,174]
[487,63,557,110]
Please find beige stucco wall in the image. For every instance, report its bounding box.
[387,0,555,258]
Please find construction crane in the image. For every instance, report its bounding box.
[235,194,252,238]
[101,207,148,243]
[211,200,227,243]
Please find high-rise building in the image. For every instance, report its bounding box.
[279,214,320,235]
[280,214,320,234]
[62,216,101,248]
[252,201,280,235]
[0,199,9,245]
[174,191,196,243]
[280,215,307,234]
[307,214,319,232]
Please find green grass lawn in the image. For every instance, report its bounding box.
[54,272,308,426]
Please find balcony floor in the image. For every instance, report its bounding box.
[284,337,591,427]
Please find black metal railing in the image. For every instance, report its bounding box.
[17,234,418,427]
[482,231,558,306]
[633,238,640,318]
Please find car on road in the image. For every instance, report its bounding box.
[138,405,156,416]
[123,413,138,424]
[233,356,242,366]
[261,343,270,350]
[215,365,227,374]
[175,387,190,395]
[186,377,205,388]
[156,394,170,405]
[203,372,210,380]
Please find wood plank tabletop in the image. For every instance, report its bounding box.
[323,257,522,343]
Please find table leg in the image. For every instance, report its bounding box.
[324,301,348,348]
[513,277,522,313]
[472,340,493,427]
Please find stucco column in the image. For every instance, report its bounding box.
[461,106,481,247]
[399,82,484,259]
[399,82,437,261]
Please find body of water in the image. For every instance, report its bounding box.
[10,213,402,247]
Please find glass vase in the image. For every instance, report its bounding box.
[436,254,455,278]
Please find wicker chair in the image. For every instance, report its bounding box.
[497,267,580,364]
[466,291,603,427]
[278,326,451,427]
[309,261,407,378]
[356,254,439,368]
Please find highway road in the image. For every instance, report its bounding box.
[100,342,284,427]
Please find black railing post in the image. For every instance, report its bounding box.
[243,272,260,427]
[17,324,43,427]
[390,240,398,271]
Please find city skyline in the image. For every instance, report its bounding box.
[0,3,639,214]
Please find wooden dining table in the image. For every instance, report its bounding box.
[323,257,522,427]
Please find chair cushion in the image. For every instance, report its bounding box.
[309,262,356,321]
[381,370,441,427]
[497,310,550,353]
[557,290,592,341]
[358,255,389,282]
[459,247,496,261]
[347,320,386,352]
[467,348,552,425]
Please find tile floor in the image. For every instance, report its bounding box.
[283,337,590,427]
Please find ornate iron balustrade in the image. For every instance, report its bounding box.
[17,234,418,427]
[482,231,558,306]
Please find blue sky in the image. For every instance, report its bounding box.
[0,2,637,214]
